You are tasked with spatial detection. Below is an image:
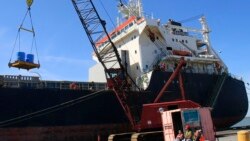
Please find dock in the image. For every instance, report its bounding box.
[216,127,250,141]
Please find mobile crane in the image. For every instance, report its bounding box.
[71,0,145,130]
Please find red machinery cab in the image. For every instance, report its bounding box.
[161,107,215,141]
[106,68,126,89]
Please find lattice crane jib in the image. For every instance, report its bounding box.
[71,0,138,128]
[72,0,127,83]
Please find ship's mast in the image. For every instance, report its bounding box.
[200,16,213,55]
[118,0,144,19]
[137,0,143,18]
[200,16,228,71]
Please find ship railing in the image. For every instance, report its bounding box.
[41,80,107,90]
[228,73,243,81]
[3,75,40,82]
[0,75,107,90]
[0,75,41,88]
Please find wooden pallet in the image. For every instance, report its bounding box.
[8,60,40,70]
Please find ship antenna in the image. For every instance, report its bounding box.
[137,0,144,18]
[118,0,144,19]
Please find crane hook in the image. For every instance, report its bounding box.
[26,0,33,9]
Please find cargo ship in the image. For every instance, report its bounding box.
[0,0,248,141]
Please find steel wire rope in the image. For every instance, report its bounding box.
[9,31,21,63]
[178,14,204,24]
[0,89,106,127]
[222,76,250,106]
[28,9,40,65]
[28,8,35,52]
[8,8,29,63]
[9,8,40,64]
[33,37,40,64]
[214,75,250,107]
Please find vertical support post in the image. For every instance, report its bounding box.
[154,57,186,103]
[178,73,186,100]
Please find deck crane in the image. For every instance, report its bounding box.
[71,0,139,129]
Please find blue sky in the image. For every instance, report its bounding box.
[0,1,249,116]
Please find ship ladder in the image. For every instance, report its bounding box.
[208,72,228,108]
[8,0,40,70]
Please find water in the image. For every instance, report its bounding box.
[216,117,250,141]
[232,117,250,127]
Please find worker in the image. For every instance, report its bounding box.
[69,83,78,90]
[193,130,201,141]
[175,130,184,141]
[160,62,166,71]
[183,125,192,141]
[198,130,205,141]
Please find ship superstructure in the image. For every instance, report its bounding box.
[89,0,227,90]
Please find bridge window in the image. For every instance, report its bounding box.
[125,25,129,30]
[129,22,134,27]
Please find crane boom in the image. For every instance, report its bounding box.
[71,0,138,128]
[71,0,121,77]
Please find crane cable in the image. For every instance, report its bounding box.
[9,0,40,65]
[0,89,106,127]
[178,14,204,23]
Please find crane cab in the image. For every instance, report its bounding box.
[105,68,126,89]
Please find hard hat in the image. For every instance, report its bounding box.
[26,0,33,8]
[185,124,190,129]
